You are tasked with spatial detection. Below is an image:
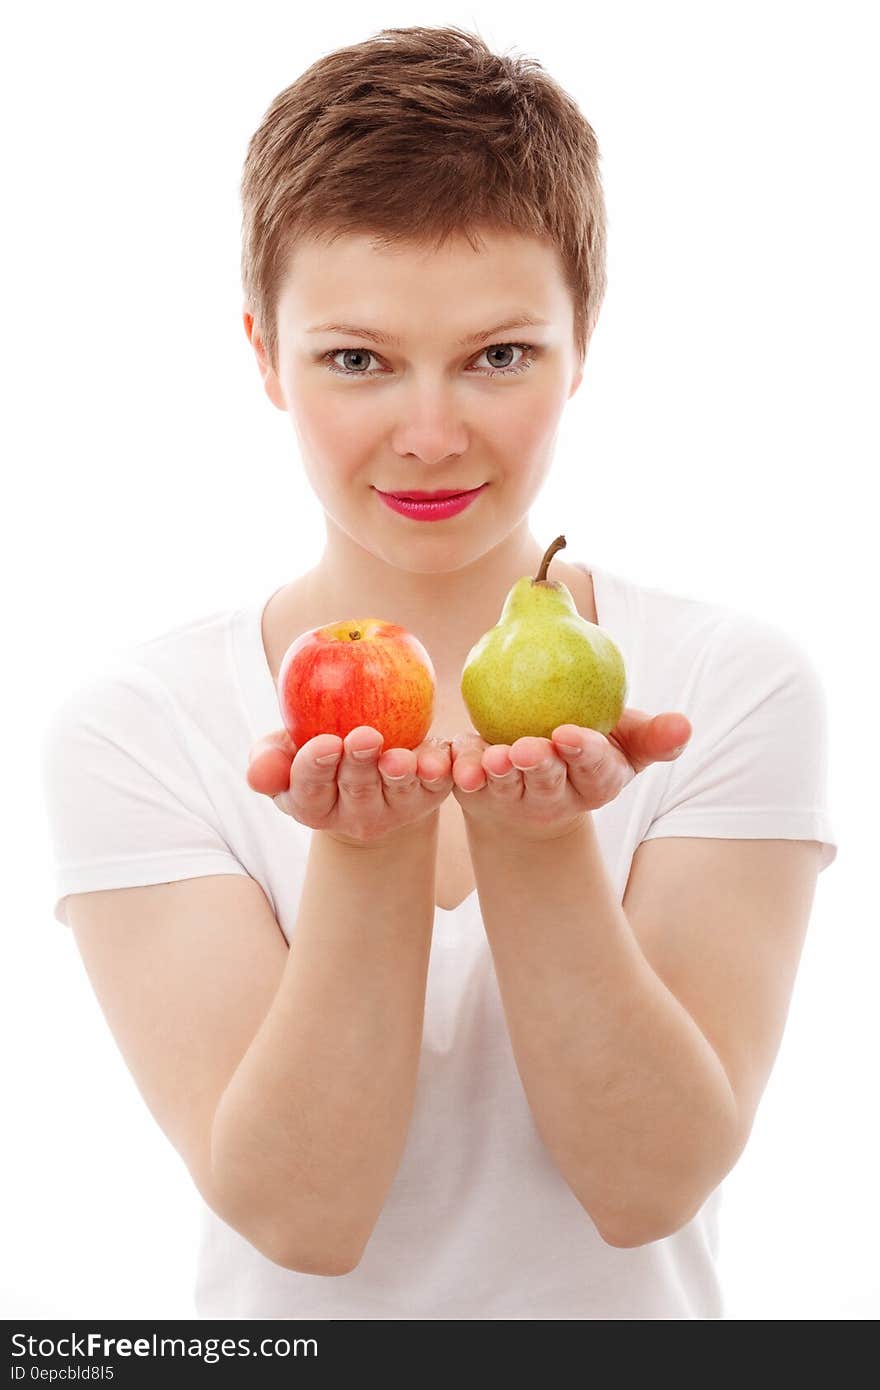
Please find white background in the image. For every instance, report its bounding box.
[4,0,876,1320]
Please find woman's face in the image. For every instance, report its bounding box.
[246,227,585,572]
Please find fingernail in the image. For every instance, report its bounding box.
[382,770,408,780]
[555,743,581,757]
[486,767,514,780]
[670,743,688,757]
[316,751,342,766]
[352,746,380,761]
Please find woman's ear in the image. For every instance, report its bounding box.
[242,307,286,411]
[569,331,591,398]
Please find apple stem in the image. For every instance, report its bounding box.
[536,534,567,583]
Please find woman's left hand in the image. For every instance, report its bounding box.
[448,709,693,840]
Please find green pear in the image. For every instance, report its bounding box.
[460,535,628,744]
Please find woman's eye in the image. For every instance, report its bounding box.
[326,348,378,375]
[322,342,538,379]
[476,343,525,373]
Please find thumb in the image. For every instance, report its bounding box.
[654,713,692,760]
[246,729,298,796]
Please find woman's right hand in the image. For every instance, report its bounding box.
[245,725,454,847]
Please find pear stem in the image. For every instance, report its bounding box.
[535,534,567,584]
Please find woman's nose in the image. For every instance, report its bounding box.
[389,383,470,460]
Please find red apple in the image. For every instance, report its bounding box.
[276,617,436,751]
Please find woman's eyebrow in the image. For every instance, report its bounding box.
[305,314,551,347]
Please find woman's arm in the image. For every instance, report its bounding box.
[449,706,823,1249]
[464,812,742,1248]
[210,813,440,1274]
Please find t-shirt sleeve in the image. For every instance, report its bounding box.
[641,613,838,872]
[39,663,252,927]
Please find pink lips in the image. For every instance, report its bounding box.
[375,483,489,521]
[386,488,474,500]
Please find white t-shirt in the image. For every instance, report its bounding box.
[39,561,838,1320]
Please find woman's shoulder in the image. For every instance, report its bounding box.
[583,560,740,655]
[45,600,246,749]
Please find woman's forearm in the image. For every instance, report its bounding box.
[465,813,741,1247]
[210,812,439,1273]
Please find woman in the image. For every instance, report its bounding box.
[41,25,837,1319]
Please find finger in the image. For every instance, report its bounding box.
[550,724,609,765]
[414,736,454,787]
[607,709,691,767]
[450,732,489,793]
[480,744,520,791]
[453,757,487,793]
[509,736,567,795]
[247,729,298,796]
[376,745,423,799]
[556,711,692,774]
[454,765,485,794]
[336,725,387,810]
[378,734,440,782]
[652,712,693,759]
[281,732,345,816]
[376,750,417,781]
[549,725,635,807]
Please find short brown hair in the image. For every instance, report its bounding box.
[240,24,607,375]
